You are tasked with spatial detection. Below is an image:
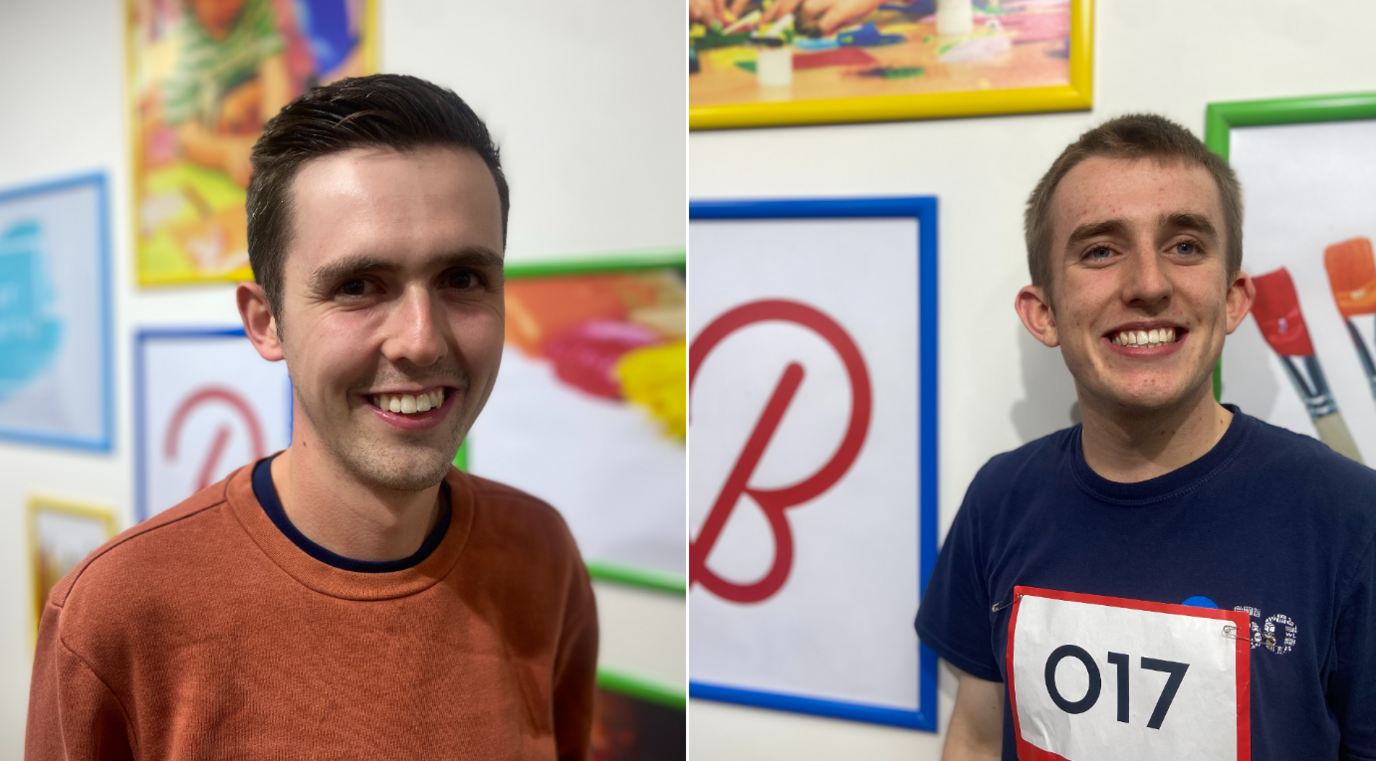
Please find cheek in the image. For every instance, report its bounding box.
[453,307,505,369]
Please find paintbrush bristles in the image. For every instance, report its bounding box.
[1324,237,1376,318]
[1252,267,1316,357]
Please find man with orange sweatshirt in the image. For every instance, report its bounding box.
[26,74,598,760]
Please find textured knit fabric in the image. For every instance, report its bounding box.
[26,462,598,760]
[916,408,1376,760]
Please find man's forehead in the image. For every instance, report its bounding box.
[1053,155,1223,230]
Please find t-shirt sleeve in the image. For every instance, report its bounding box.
[915,474,1002,682]
[552,558,598,761]
[25,601,135,761]
[1331,534,1376,759]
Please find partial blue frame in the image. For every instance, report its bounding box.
[688,196,940,732]
[0,172,113,452]
[134,327,294,522]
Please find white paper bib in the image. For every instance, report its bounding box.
[1007,586,1251,761]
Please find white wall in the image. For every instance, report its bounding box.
[0,0,684,753]
[688,1,1376,757]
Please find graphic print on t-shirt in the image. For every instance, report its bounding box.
[1007,586,1251,761]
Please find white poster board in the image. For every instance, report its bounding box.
[136,329,292,520]
[0,174,110,451]
[688,198,938,731]
[466,263,686,584]
[1222,116,1376,463]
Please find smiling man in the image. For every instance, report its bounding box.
[27,75,597,760]
[917,115,1376,759]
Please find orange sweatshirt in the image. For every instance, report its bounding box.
[26,461,598,760]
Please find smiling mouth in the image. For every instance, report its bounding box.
[1109,327,1184,348]
[368,388,447,415]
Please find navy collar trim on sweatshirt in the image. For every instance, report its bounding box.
[1068,404,1256,506]
[251,455,452,573]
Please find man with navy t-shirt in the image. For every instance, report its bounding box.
[916,114,1376,760]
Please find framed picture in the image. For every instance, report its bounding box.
[1208,93,1376,464]
[465,253,687,593]
[135,328,293,521]
[687,198,939,730]
[29,495,117,630]
[0,173,113,452]
[689,0,1091,129]
[128,0,377,285]
[593,672,686,761]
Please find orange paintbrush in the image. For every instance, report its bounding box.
[1324,237,1376,399]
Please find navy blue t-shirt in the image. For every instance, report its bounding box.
[916,408,1376,760]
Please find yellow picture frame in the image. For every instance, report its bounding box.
[690,0,1092,130]
[125,0,380,287]
[28,495,118,634]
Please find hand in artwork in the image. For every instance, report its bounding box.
[690,0,729,24]
[766,0,888,34]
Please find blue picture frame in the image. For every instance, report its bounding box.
[0,172,113,452]
[134,327,294,522]
[687,196,940,732]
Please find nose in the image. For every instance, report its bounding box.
[381,285,448,367]
[1122,246,1172,308]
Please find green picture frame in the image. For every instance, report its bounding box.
[1205,92,1376,400]
[459,248,687,596]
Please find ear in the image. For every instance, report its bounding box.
[236,282,284,361]
[1224,270,1255,334]
[1015,285,1059,347]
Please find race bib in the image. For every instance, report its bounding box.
[1007,586,1250,761]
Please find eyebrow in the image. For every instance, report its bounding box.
[307,247,505,293]
[1160,212,1218,240]
[1066,219,1129,250]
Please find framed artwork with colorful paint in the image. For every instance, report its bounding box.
[135,328,293,521]
[592,673,686,761]
[29,495,117,631]
[1208,93,1376,464]
[689,0,1091,129]
[687,198,939,730]
[129,0,376,285]
[464,253,686,593]
[0,173,113,452]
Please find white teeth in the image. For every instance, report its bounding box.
[372,389,445,414]
[1115,328,1180,348]
[1148,328,1160,343]
[1136,330,1149,345]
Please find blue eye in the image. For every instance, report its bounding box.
[1087,245,1112,260]
[1175,241,1199,256]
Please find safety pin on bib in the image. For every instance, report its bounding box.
[991,593,1023,612]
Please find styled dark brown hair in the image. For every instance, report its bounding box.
[246,73,509,320]
[1024,114,1242,298]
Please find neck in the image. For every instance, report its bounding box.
[269,439,442,563]
[1077,385,1233,483]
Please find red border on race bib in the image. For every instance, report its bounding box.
[1005,586,1251,761]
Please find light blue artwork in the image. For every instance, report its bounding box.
[0,174,111,451]
[0,220,64,399]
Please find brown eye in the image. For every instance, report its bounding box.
[449,270,476,289]
[340,278,368,296]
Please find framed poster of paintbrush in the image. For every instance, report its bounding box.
[1207,93,1376,463]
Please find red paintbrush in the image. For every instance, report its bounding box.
[1251,267,1362,462]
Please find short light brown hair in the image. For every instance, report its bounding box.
[1024,114,1242,297]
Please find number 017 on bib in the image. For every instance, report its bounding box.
[1007,587,1251,761]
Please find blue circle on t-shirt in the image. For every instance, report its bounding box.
[1181,596,1219,609]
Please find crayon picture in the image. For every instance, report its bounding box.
[1215,100,1376,463]
[689,0,1091,129]
[129,0,375,285]
[29,496,116,632]
[465,257,686,589]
